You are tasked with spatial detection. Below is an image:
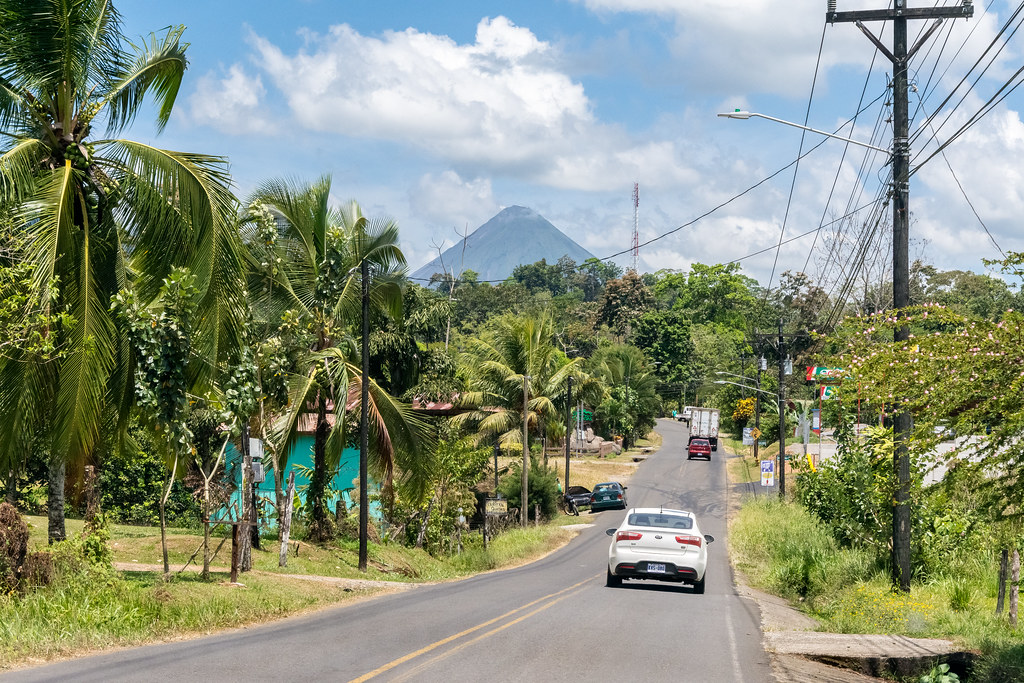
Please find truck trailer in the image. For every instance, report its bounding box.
[688,407,720,452]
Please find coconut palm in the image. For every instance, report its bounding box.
[455,313,593,450]
[246,176,428,542]
[590,344,661,450]
[0,0,246,541]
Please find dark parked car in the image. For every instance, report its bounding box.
[687,438,712,460]
[566,486,592,509]
[590,482,627,511]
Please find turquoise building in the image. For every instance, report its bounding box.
[223,436,368,529]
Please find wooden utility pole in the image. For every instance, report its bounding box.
[827,0,973,593]
[521,374,530,527]
[776,319,787,498]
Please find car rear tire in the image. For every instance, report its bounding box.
[606,568,622,588]
[692,574,706,594]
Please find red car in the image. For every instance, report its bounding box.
[687,438,712,460]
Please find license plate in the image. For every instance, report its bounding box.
[647,563,666,573]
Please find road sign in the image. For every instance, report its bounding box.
[742,427,754,446]
[571,408,593,421]
[760,460,775,487]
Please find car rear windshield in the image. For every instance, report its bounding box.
[594,483,618,491]
[692,440,709,446]
[627,513,693,529]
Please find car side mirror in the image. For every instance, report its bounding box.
[704,534,715,544]
[606,528,616,536]
[622,486,628,490]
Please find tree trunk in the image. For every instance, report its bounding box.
[202,477,211,580]
[83,465,100,524]
[239,425,253,572]
[6,466,17,505]
[416,495,437,549]
[997,548,1009,614]
[46,458,66,544]
[158,457,178,578]
[1010,549,1020,627]
[158,493,169,576]
[279,472,295,567]
[308,398,333,543]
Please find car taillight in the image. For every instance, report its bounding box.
[590,496,596,503]
[616,531,642,542]
[676,535,702,548]
[616,493,623,500]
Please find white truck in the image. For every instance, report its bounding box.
[688,407,720,452]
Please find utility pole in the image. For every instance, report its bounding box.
[521,374,530,527]
[754,351,764,466]
[565,374,572,489]
[777,318,787,499]
[358,257,370,572]
[827,0,973,593]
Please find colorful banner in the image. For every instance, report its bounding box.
[806,366,845,383]
[820,385,838,400]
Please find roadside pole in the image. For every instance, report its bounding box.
[565,374,572,489]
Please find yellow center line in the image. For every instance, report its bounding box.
[348,575,597,683]
[390,579,596,682]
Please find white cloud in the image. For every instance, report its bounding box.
[246,17,698,191]
[187,64,273,134]
[409,171,499,237]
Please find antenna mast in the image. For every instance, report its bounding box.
[631,182,639,272]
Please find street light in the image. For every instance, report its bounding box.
[717,110,890,154]
[713,379,775,397]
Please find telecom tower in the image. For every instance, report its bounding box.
[631,182,639,272]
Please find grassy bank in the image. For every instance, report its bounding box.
[730,498,1024,682]
[1,520,577,670]
[2,441,647,671]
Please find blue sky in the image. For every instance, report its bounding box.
[118,1,1024,294]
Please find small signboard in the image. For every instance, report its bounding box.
[742,427,754,446]
[760,460,775,487]
[485,498,508,515]
[811,409,821,434]
[820,385,837,400]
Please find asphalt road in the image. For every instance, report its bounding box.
[5,419,772,682]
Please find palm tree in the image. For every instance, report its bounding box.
[0,1,246,541]
[456,312,599,455]
[590,344,661,450]
[246,176,428,543]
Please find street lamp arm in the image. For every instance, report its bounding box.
[713,379,775,397]
[717,110,891,154]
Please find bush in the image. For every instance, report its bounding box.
[0,502,28,593]
[731,497,875,605]
[973,644,1024,683]
[498,456,559,522]
[99,427,201,526]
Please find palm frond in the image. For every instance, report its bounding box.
[103,25,187,135]
[19,162,79,304]
[104,140,244,386]
[0,137,45,204]
[273,366,322,472]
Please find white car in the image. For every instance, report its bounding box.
[605,507,714,593]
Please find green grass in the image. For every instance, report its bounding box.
[730,498,1024,682]
[2,515,580,669]
[0,564,372,668]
